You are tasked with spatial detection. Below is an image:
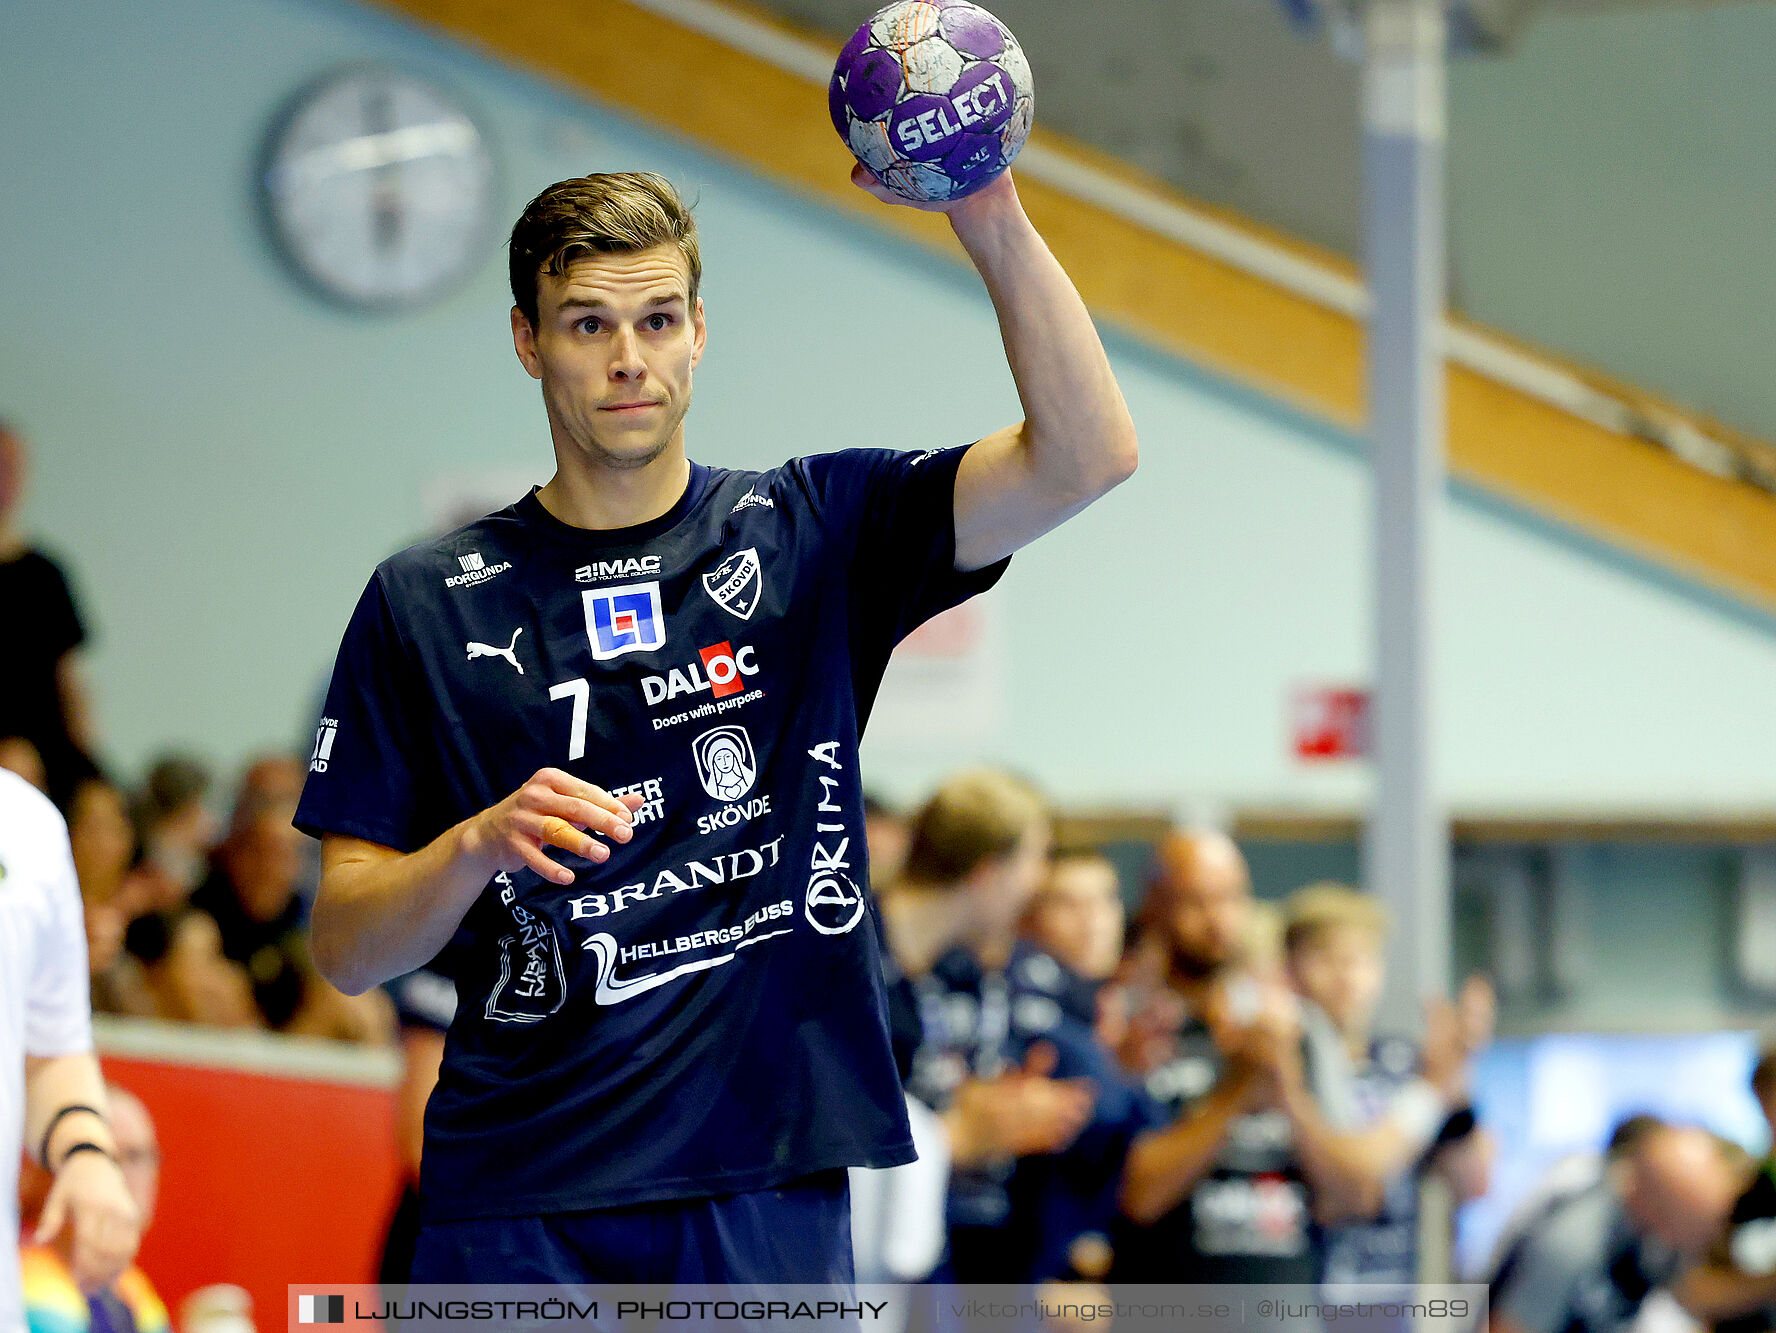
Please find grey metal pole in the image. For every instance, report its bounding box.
[1361,0,1451,1032]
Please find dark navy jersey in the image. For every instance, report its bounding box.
[1110,1003,1357,1284]
[903,940,1149,1282]
[294,446,1007,1221]
[1321,1035,1422,1289]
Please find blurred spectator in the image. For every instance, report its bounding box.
[1671,1047,1776,1331]
[1487,1123,1745,1333]
[1024,852,1125,984]
[863,791,910,891]
[0,422,97,809]
[1111,829,1377,1290]
[20,1084,169,1333]
[65,775,153,1020]
[1282,883,1493,1302]
[128,755,216,919]
[190,766,389,1042]
[0,737,48,794]
[883,770,1151,1284]
[127,911,261,1030]
[191,769,307,1027]
[1022,851,1130,1054]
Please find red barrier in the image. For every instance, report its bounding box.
[99,1041,402,1333]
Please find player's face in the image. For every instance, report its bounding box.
[514,246,706,472]
[1027,859,1125,980]
[1166,870,1250,976]
[1288,925,1384,1037]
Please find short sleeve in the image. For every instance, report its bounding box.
[26,811,93,1057]
[794,445,1010,723]
[294,572,433,852]
[385,965,458,1034]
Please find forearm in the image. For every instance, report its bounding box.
[1673,1264,1776,1322]
[24,1052,115,1168]
[950,184,1137,496]
[1280,1082,1385,1223]
[311,822,495,995]
[1119,1079,1248,1225]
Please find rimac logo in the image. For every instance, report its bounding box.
[577,555,663,583]
[298,1296,345,1324]
[583,581,665,661]
[731,491,774,513]
[308,719,338,774]
[702,548,762,621]
[445,550,512,589]
[692,725,757,801]
[641,641,758,705]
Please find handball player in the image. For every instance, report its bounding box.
[296,166,1136,1283]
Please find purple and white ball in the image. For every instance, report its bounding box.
[829,0,1035,204]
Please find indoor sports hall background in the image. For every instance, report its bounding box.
[6,0,1776,1326]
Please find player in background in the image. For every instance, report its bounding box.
[1280,884,1492,1308]
[297,165,1136,1283]
[1110,831,1380,1291]
[1487,1123,1744,1333]
[1670,1046,1776,1332]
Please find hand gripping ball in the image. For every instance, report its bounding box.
[829,1,1035,204]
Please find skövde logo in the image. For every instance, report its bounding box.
[692,725,758,801]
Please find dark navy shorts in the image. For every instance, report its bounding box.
[410,1168,855,1284]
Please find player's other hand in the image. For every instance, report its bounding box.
[461,768,643,887]
[849,162,1016,218]
[34,1152,142,1295]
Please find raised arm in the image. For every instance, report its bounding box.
[311,769,640,994]
[850,167,1138,572]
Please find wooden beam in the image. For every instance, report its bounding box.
[372,0,1776,614]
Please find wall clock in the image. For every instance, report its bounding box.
[260,65,498,311]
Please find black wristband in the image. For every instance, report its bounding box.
[37,1104,107,1170]
[56,1141,114,1170]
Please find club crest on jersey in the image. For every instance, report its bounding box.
[702,548,762,621]
[582,581,665,661]
[692,725,758,801]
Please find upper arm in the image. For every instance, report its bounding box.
[952,424,1104,572]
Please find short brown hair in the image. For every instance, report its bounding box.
[1282,881,1389,957]
[508,172,701,327]
[900,769,1046,888]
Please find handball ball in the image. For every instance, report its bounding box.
[829,0,1035,204]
